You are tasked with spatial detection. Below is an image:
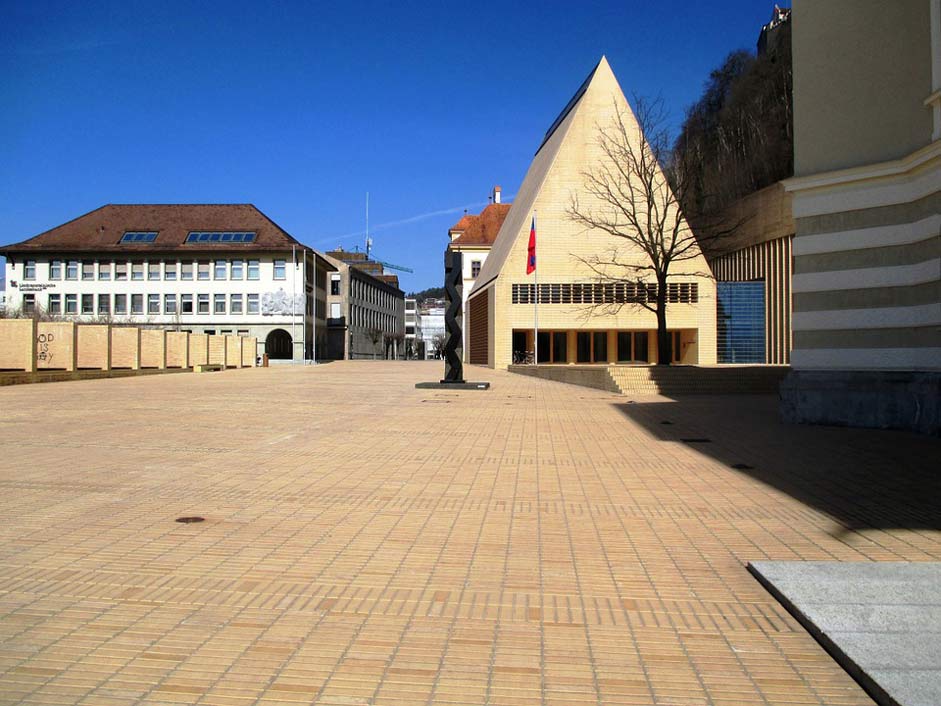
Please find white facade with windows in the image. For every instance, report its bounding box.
[419,301,446,359]
[1,204,334,362]
[404,298,423,358]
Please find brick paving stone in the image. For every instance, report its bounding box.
[1,361,938,705]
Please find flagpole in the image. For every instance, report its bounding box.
[533,212,538,365]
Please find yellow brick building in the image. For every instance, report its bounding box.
[467,57,716,369]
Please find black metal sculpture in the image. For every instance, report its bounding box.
[414,249,489,390]
[442,250,464,383]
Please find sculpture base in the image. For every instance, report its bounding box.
[415,381,491,390]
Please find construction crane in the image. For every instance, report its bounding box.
[370,257,413,274]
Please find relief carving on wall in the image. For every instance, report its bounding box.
[261,288,305,316]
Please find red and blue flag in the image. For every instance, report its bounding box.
[526,217,536,274]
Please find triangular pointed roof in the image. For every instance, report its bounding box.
[471,56,617,292]
[470,56,706,296]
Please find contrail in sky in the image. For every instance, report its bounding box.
[312,196,513,246]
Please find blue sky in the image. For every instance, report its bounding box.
[0,0,782,292]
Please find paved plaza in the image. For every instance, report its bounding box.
[0,361,939,706]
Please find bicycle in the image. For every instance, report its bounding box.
[512,350,535,365]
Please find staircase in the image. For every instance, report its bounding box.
[509,364,790,396]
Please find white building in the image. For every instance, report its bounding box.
[0,204,335,362]
[447,187,511,360]
[419,299,446,359]
[404,298,423,359]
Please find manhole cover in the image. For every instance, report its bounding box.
[731,463,754,470]
[681,438,712,443]
[175,516,205,524]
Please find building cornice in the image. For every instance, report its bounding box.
[783,139,941,194]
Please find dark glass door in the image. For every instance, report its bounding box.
[552,332,567,363]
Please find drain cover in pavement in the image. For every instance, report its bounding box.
[175,516,205,524]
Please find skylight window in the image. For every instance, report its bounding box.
[185,232,256,243]
[121,232,158,243]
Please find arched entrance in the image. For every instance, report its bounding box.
[265,329,293,360]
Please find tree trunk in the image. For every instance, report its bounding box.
[656,281,671,366]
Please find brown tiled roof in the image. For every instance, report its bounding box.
[376,274,400,289]
[449,203,511,246]
[1,204,304,254]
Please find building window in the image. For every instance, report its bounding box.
[65,294,78,314]
[98,294,110,316]
[184,232,256,243]
[131,262,144,281]
[237,329,249,337]
[66,260,78,280]
[22,293,35,313]
[148,262,161,280]
[115,262,127,281]
[99,262,111,280]
[81,294,94,315]
[247,293,259,314]
[165,294,177,315]
[247,260,260,280]
[214,294,226,314]
[274,259,286,280]
[717,281,765,364]
[48,293,61,314]
[471,260,481,278]
[330,302,341,318]
[49,260,62,280]
[82,262,94,281]
[120,232,157,243]
[181,262,193,280]
[197,293,209,314]
[22,260,37,280]
[115,294,127,315]
[330,275,341,295]
[181,294,193,314]
[231,260,243,280]
[131,294,144,315]
[230,294,243,314]
[197,261,210,281]
[214,260,227,280]
[165,262,177,281]
[147,294,159,315]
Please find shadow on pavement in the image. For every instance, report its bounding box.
[614,394,941,531]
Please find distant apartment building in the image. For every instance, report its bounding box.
[0,204,335,362]
[404,298,423,358]
[781,0,940,433]
[447,187,511,361]
[419,299,446,359]
[323,249,405,359]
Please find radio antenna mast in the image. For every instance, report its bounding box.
[365,192,371,258]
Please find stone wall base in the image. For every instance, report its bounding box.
[780,370,941,436]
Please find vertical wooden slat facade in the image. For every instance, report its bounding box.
[710,235,793,364]
[468,291,489,365]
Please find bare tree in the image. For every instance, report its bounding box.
[367,327,382,359]
[568,97,737,365]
